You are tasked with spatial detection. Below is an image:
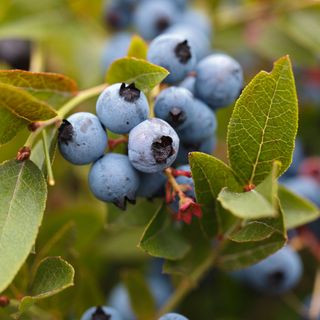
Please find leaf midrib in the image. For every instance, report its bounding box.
[248,71,282,185]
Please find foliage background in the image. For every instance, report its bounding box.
[0,0,320,319]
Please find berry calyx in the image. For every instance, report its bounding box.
[174,40,192,64]
[119,83,140,102]
[91,306,111,320]
[152,136,174,164]
[58,119,74,145]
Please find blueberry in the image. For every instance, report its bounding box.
[80,306,122,320]
[281,176,320,206]
[177,99,217,144]
[179,75,195,95]
[0,38,31,70]
[103,0,137,30]
[102,32,132,70]
[236,246,303,295]
[154,87,195,129]
[133,0,178,40]
[175,135,216,164]
[128,118,179,173]
[148,34,196,84]
[159,313,189,320]
[88,153,140,209]
[179,9,213,38]
[96,83,149,134]
[137,171,167,198]
[165,24,211,61]
[58,112,107,165]
[108,277,172,320]
[195,53,243,109]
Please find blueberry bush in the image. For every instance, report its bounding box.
[0,0,320,319]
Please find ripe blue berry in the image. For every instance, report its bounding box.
[148,34,196,84]
[58,112,107,165]
[137,171,167,198]
[154,87,195,129]
[177,99,217,144]
[96,83,149,134]
[133,0,178,40]
[88,153,140,209]
[128,118,179,173]
[159,313,189,320]
[102,32,132,70]
[80,306,122,320]
[236,246,303,295]
[165,24,210,61]
[195,53,243,109]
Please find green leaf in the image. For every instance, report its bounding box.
[163,221,212,277]
[138,204,190,260]
[0,83,57,122]
[279,185,319,229]
[122,271,156,320]
[107,199,162,228]
[227,55,298,186]
[106,57,169,93]
[189,152,242,237]
[217,162,280,219]
[0,160,47,293]
[0,70,78,108]
[219,206,286,270]
[0,108,28,146]
[127,35,148,60]
[228,222,275,242]
[19,257,74,312]
[218,188,275,219]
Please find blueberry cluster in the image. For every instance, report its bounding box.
[58,0,243,217]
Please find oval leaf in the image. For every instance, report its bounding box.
[0,108,28,146]
[106,57,169,93]
[227,55,298,186]
[19,257,75,312]
[0,70,78,108]
[0,160,47,293]
[189,152,242,237]
[279,185,320,229]
[219,205,286,270]
[0,83,57,121]
[218,188,275,219]
[138,204,190,260]
[217,161,281,220]
[127,35,148,60]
